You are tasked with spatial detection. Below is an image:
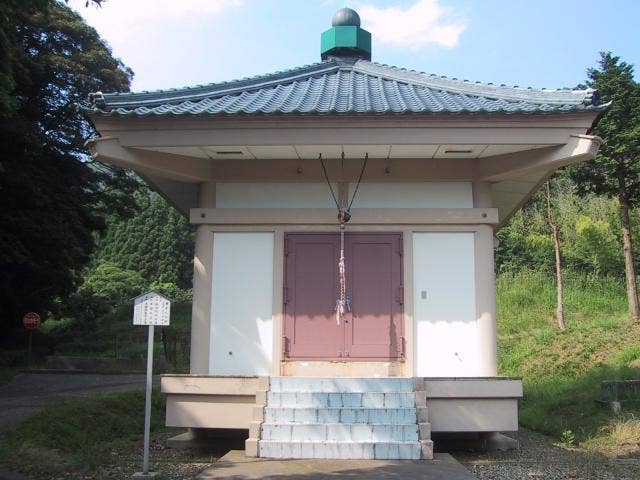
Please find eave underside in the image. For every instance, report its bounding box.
[87,114,601,227]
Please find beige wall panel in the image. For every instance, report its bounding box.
[272,230,285,375]
[215,183,337,208]
[190,208,499,225]
[472,181,493,208]
[202,157,476,182]
[166,395,254,429]
[106,124,592,148]
[424,378,523,398]
[283,361,406,377]
[351,182,473,208]
[161,375,267,395]
[402,227,415,377]
[428,398,519,432]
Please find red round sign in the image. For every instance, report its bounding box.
[23,312,40,331]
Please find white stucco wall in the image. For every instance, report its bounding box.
[210,232,274,375]
[413,232,481,376]
[350,182,473,208]
[215,182,337,208]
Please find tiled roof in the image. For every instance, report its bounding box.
[86,58,605,117]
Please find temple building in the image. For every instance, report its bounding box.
[85,8,604,460]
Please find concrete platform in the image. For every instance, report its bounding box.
[197,450,476,479]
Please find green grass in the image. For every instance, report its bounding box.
[497,270,640,451]
[0,367,19,386]
[0,348,28,385]
[614,345,640,366]
[0,390,166,474]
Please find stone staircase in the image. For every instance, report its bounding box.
[246,377,433,460]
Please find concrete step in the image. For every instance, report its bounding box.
[264,407,418,424]
[262,423,420,442]
[258,440,422,460]
[267,391,415,408]
[270,377,414,393]
[253,377,430,460]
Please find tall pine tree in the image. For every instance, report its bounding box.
[570,52,640,320]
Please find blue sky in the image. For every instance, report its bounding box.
[68,0,640,92]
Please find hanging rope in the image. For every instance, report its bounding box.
[319,154,340,211]
[336,221,346,326]
[319,152,368,324]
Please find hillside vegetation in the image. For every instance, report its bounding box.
[497,270,640,455]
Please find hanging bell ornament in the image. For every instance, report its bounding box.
[339,210,351,223]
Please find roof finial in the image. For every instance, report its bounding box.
[321,7,371,61]
[332,7,360,27]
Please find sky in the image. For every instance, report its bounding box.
[67,0,640,93]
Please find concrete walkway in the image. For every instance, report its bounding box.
[0,372,156,433]
[197,450,477,479]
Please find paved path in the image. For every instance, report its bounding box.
[0,372,155,433]
[197,450,476,479]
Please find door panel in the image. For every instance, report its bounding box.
[284,234,341,358]
[284,232,403,360]
[345,234,403,358]
[413,232,477,376]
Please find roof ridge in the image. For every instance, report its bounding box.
[355,61,596,105]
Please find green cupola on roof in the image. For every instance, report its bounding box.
[321,8,371,61]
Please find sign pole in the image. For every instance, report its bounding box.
[132,291,169,479]
[23,312,40,368]
[142,324,154,475]
[27,330,33,367]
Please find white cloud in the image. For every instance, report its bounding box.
[359,0,466,49]
[67,0,242,47]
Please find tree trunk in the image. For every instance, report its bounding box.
[617,171,640,320]
[546,181,565,330]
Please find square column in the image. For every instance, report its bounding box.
[189,182,215,374]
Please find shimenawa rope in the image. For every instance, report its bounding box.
[319,152,368,324]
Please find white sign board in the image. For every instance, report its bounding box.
[133,292,170,326]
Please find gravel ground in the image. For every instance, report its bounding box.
[42,428,640,480]
[4,429,640,479]
[41,431,235,480]
[454,428,640,480]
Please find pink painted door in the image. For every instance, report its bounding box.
[345,233,404,359]
[283,234,342,359]
[284,233,403,360]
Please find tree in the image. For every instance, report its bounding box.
[546,180,565,329]
[94,191,195,291]
[0,1,138,336]
[570,52,640,320]
[82,262,146,305]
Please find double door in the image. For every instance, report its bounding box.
[283,232,404,360]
